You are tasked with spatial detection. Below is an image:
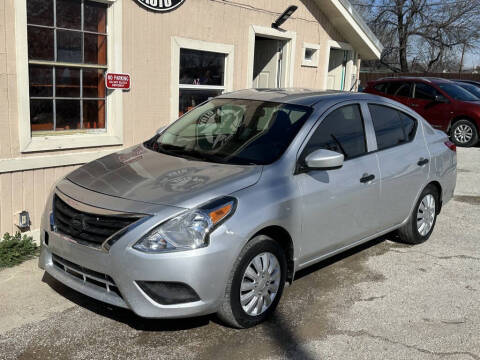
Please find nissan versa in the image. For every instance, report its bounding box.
[39,89,457,328]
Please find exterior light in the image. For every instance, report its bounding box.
[16,211,30,229]
[272,6,298,29]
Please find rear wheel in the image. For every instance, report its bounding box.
[217,235,286,328]
[450,119,478,147]
[397,184,439,245]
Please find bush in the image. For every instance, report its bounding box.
[0,232,39,269]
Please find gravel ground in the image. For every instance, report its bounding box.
[0,148,478,360]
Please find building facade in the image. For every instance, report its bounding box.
[0,0,381,237]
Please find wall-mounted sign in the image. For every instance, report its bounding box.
[106,73,131,90]
[135,0,186,12]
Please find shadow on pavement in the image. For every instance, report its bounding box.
[42,232,403,336]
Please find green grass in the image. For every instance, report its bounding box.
[0,232,39,269]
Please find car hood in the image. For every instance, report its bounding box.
[66,145,263,209]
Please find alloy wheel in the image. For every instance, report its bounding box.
[453,124,473,144]
[240,252,281,316]
[417,194,436,236]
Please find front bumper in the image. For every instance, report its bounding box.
[38,222,243,319]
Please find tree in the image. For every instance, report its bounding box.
[353,0,480,72]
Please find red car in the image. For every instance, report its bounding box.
[364,77,480,147]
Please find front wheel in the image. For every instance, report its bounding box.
[450,119,478,147]
[217,235,286,328]
[397,184,439,245]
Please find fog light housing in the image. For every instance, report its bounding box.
[137,281,200,305]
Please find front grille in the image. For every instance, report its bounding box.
[52,253,123,299]
[53,194,142,248]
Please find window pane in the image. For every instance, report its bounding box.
[29,65,53,97]
[386,82,411,97]
[83,69,105,98]
[56,0,81,29]
[179,89,222,117]
[180,49,225,85]
[304,104,366,159]
[83,100,105,129]
[84,34,107,65]
[84,1,107,33]
[56,100,81,130]
[30,99,53,131]
[27,0,54,26]
[414,83,437,100]
[368,104,416,150]
[55,67,80,97]
[57,29,82,63]
[28,26,54,60]
[399,112,416,142]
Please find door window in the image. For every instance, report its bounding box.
[386,82,411,98]
[368,104,417,150]
[303,104,367,160]
[414,83,438,100]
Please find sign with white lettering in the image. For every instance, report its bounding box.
[106,73,131,90]
[135,0,186,12]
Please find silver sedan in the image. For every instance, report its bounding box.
[39,89,457,328]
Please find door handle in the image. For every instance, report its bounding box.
[417,158,429,166]
[360,173,375,183]
[410,103,419,108]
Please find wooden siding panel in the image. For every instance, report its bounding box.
[0,172,13,234]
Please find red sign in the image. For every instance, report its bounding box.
[106,73,131,90]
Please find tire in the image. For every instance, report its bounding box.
[217,235,287,328]
[450,119,479,147]
[397,184,439,245]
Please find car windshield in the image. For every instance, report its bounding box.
[144,98,312,165]
[457,83,480,99]
[438,83,479,101]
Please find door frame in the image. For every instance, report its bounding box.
[323,40,354,91]
[246,25,296,89]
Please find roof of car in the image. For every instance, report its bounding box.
[217,88,381,107]
[373,76,454,84]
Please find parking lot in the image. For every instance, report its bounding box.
[0,147,479,360]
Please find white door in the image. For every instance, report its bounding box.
[253,38,284,88]
[327,49,346,90]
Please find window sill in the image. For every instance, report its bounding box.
[21,133,123,153]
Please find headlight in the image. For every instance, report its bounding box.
[133,197,236,253]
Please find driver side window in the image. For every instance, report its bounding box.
[303,104,367,160]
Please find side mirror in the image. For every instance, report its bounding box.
[304,149,344,170]
[156,126,166,135]
[434,95,448,103]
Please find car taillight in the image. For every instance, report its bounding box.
[444,141,456,152]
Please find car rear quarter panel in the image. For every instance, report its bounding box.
[423,123,457,204]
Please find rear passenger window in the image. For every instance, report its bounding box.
[374,83,387,93]
[386,82,411,97]
[304,104,366,160]
[368,104,417,150]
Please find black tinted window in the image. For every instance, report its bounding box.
[368,104,417,150]
[304,104,366,160]
[374,83,387,93]
[386,82,411,97]
[414,83,438,100]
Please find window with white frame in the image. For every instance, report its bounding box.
[26,0,108,133]
[178,49,226,117]
[301,43,320,67]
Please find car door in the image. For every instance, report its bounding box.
[409,82,452,130]
[366,103,430,229]
[295,103,381,265]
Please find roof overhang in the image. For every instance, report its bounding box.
[317,0,383,60]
